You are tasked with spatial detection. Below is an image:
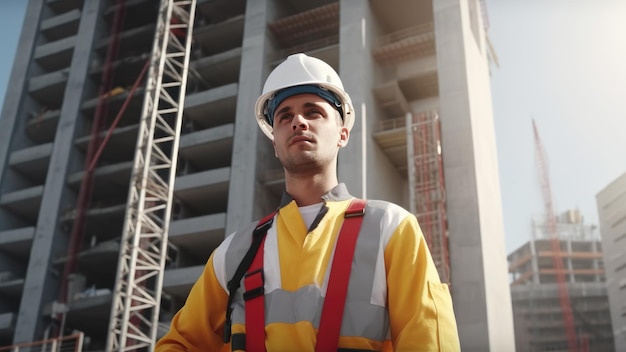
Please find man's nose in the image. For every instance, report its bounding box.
[291,113,308,131]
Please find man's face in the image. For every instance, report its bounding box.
[271,94,349,175]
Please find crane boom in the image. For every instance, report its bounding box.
[106,0,196,350]
[532,119,579,352]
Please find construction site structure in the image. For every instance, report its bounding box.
[507,210,615,351]
[596,171,626,352]
[0,0,514,350]
[105,0,196,350]
[533,120,581,352]
[404,111,450,283]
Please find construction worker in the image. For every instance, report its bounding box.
[156,53,460,351]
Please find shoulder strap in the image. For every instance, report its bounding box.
[223,211,276,344]
[315,198,367,352]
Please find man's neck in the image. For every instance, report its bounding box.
[284,172,338,207]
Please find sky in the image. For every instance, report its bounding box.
[488,0,626,251]
[0,1,624,253]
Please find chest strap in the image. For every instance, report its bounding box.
[240,199,367,352]
[223,211,277,344]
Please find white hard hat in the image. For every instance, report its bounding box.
[254,53,354,140]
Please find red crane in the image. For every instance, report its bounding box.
[532,120,580,351]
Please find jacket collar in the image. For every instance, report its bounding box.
[278,183,352,209]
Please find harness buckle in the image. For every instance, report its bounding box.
[243,268,264,301]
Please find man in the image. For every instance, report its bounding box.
[157,53,460,351]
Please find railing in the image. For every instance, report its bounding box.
[375,110,438,133]
[375,117,406,133]
[0,333,84,352]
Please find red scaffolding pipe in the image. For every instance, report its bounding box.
[57,0,127,313]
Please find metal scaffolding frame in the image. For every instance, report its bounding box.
[106,0,196,350]
[406,111,450,284]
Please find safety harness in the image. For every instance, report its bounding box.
[223,199,367,352]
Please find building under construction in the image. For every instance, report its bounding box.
[508,209,615,352]
[597,172,626,352]
[0,0,513,350]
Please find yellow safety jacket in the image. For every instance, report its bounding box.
[156,184,460,351]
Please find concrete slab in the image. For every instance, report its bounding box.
[74,124,139,164]
[0,279,25,302]
[191,47,242,89]
[184,83,238,128]
[0,227,35,258]
[174,168,230,214]
[81,88,145,124]
[34,35,76,71]
[25,109,61,144]
[169,213,226,262]
[66,161,132,199]
[95,24,154,58]
[0,312,15,341]
[28,68,70,106]
[194,15,244,56]
[53,240,119,287]
[179,123,233,171]
[42,293,112,341]
[9,143,53,184]
[59,204,126,243]
[47,0,83,15]
[163,265,203,300]
[0,185,44,222]
[41,8,81,41]
[196,0,246,25]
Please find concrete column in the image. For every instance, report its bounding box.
[14,0,103,343]
[566,239,575,282]
[226,0,272,233]
[338,0,406,204]
[530,239,540,284]
[433,0,515,350]
[338,0,369,199]
[0,0,46,228]
[591,239,600,282]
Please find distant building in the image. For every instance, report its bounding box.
[507,209,614,352]
[597,172,626,352]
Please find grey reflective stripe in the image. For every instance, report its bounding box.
[231,286,388,341]
[223,200,409,342]
[224,220,258,287]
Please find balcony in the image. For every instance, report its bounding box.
[184,83,237,129]
[372,23,436,66]
[179,124,233,171]
[9,143,52,185]
[41,8,81,41]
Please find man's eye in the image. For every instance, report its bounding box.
[279,114,292,122]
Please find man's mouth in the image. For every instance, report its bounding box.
[289,135,314,146]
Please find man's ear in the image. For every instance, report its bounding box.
[338,126,349,148]
[272,140,278,158]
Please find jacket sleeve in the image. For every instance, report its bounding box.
[155,252,231,352]
[384,215,460,352]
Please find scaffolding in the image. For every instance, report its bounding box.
[406,112,450,284]
[105,0,196,350]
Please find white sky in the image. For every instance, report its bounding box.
[488,0,626,251]
[0,1,624,253]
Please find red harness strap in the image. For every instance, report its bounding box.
[243,199,367,352]
[315,198,366,352]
